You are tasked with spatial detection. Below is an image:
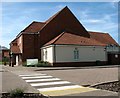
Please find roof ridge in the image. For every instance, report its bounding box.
[16,21,46,38]
[66,32,106,45]
[22,21,45,32]
[16,21,35,37]
[33,21,46,24]
[44,32,106,46]
[45,6,68,23]
[88,31,108,34]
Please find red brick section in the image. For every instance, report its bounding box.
[89,31,119,46]
[2,49,10,58]
[39,6,90,47]
[22,34,39,62]
[11,46,21,54]
[44,32,106,46]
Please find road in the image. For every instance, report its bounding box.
[2,65,119,97]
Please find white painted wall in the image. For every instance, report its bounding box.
[41,46,54,63]
[55,45,107,62]
[41,45,107,63]
[16,55,19,65]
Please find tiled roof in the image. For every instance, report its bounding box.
[11,46,21,54]
[22,21,46,33]
[89,31,119,46]
[44,32,106,46]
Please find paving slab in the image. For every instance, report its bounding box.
[2,66,39,93]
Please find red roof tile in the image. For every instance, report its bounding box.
[89,31,119,46]
[22,21,46,33]
[45,32,106,46]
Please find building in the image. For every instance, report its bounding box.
[1,47,10,65]
[10,6,120,66]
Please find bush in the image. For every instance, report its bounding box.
[22,62,27,67]
[96,60,101,66]
[23,61,51,67]
[36,61,50,67]
[8,88,24,97]
[2,56,9,65]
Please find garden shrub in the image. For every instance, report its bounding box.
[8,88,24,97]
[23,61,51,67]
[96,60,101,66]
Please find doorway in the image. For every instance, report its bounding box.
[108,53,120,65]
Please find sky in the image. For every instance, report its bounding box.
[1,2,119,48]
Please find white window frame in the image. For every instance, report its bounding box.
[74,48,79,60]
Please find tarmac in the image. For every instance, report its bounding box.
[1,65,119,97]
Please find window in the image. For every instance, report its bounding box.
[74,48,79,60]
[13,43,17,46]
[45,50,47,60]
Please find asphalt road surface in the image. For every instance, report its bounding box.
[2,65,119,96]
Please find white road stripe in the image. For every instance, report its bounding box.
[25,78,61,82]
[19,74,46,77]
[31,81,71,86]
[37,85,81,91]
[22,76,53,79]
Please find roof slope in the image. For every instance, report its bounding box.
[89,31,119,46]
[45,32,106,46]
[16,21,46,37]
[22,21,46,33]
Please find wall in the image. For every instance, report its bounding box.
[2,50,9,58]
[55,45,107,62]
[42,45,107,64]
[17,35,23,53]
[41,45,54,63]
[39,7,90,47]
[22,34,39,62]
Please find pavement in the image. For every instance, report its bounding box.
[2,65,39,93]
[1,65,119,97]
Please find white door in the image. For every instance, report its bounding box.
[16,55,19,65]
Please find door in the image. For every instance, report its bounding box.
[108,53,120,65]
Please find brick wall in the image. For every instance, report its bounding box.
[22,34,39,62]
[39,7,90,47]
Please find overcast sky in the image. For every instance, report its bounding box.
[1,2,118,48]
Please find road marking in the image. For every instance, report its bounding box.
[19,74,98,96]
[25,78,61,83]
[41,86,97,96]
[22,76,53,79]
[19,74,46,77]
[37,85,81,91]
[31,81,71,86]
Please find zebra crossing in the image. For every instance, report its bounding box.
[19,73,97,96]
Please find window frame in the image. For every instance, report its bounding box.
[74,48,79,60]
